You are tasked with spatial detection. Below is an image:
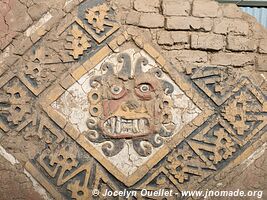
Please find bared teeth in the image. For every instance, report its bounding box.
[111,117,116,134]
[116,116,121,134]
[133,119,139,133]
[139,119,145,132]
[104,117,149,135]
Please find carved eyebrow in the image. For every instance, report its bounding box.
[135,56,148,75]
[117,53,131,81]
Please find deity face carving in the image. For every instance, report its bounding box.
[87,53,174,139]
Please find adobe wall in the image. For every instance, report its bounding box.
[113,0,267,90]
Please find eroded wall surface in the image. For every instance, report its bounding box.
[0,0,266,199]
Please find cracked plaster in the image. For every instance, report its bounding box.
[52,48,201,176]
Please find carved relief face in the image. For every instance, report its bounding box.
[87,53,174,139]
[52,48,202,161]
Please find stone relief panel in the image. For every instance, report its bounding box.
[0,0,266,199]
[52,48,201,176]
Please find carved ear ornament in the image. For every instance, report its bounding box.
[89,76,102,88]
[148,68,163,78]
[101,62,114,75]
[162,81,174,95]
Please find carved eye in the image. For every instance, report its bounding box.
[139,84,151,93]
[111,85,123,95]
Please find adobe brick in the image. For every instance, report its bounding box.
[210,52,255,67]
[171,31,189,44]
[133,0,160,13]
[170,50,208,63]
[191,33,224,50]
[227,36,257,51]
[139,13,164,28]
[157,30,173,45]
[162,0,191,16]
[126,11,141,25]
[222,4,242,18]
[157,31,189,45]
[192,0,220,18]
[166,16,213,31]
[214,18,249,35]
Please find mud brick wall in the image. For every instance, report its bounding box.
[120,0,267,87]
[0,0,266,199]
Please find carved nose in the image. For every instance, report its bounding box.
[122,100,139,111]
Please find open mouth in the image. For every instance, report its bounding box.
[103,116,150,136]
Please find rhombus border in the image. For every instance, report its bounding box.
[38,30,214,186]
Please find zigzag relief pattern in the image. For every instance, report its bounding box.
[0,0,266,199]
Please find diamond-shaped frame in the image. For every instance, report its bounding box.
[188,114,242,169]
[220,78,267,146]
[191,66,241,106]
[39,31,214,186]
